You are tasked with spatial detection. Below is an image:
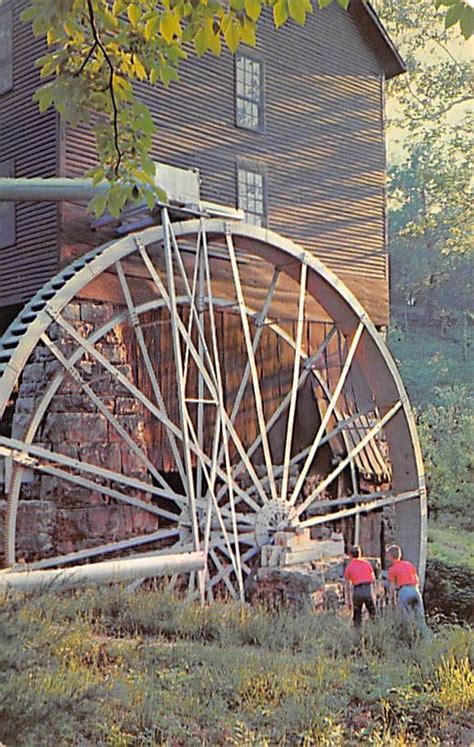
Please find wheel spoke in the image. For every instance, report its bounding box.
[0,435,184,513]
[289,322,364,506]
[49,310,251,513]
[226,233,278,501]
[2,441,181,522]
[299,488,420,529]
[17,528,180,571]
[244,409,371,498]
[115,260,188,491]
[223,266,281,451]
[162,211,203,606]
[40,332,173,494]
[169,221,220,393]
[216,325,338,505]
[208,546,259,591]
[202,227,245,600]
[181,227,202,386]
[292,400,402,519]
[281,260,307,502]
[138,234,270,506]
[210,549,239,599]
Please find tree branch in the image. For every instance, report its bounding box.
[86,0,122,175]
[73,41,97,77]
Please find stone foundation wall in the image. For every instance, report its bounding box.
[0,499,156,562]
[3,300,158,563]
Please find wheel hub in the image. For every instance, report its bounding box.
[254,499,293,547]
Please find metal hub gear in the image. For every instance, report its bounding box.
[254,499,293,547]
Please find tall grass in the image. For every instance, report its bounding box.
[0,586,472,746]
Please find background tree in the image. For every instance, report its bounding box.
[374,0,473,526]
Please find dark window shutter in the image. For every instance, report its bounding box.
[0,159,15,249]
[0,2,13,95]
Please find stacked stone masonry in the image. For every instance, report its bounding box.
[2,301,158,563]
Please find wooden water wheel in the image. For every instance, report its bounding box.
[0,213,426,600]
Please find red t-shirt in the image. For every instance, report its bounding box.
[388,559,419,588]
[344,558,375,585]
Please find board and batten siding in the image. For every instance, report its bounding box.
[63,2,391,324]
[0,0,59,308]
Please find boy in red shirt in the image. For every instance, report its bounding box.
[344,545,376,627]
[387,544,429,636]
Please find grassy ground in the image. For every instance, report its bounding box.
[0,587,473,746]
[428,524,474,572]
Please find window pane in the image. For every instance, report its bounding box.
[237,168,266,227]
[235,54,263,131]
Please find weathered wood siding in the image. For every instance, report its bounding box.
[62,1,390,324]
[0,0,59,308]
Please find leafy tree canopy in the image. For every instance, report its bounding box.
[23,0,473,216]
[376,0,473,523]
[375,0,473,323]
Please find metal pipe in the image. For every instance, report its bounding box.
[0,550,205,592]
[0,178,245,221]
[0,177,106,202]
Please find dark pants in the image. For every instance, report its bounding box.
[353,583,376,627]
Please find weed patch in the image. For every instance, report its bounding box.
[0,588,472,746]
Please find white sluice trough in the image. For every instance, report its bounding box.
[0,551,205,593]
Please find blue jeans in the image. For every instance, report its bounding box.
[398,585,429,636]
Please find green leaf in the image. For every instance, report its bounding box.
[88,192,108,218]
[459,6,474,38]
[113,0,127,13]
[160,63,179,86]
[91,168,106,187]
[224,19,240,53]
[63,20,77,36]
[20,6,37,22]
[155,186,168,204]
[140,109,155,136]
[207,30,222,56]
[133,56,147,80]
[144,15,160,41]
[160,11,181,44]
[194,27,209,56]
[317,0,333,8]
[336,0,349,9]
[107,186,126,218]
[127,4,141,27]
[288,0,306,24]
[444,1,464,28]
[240,19,256,45]
[273,0,288,28]
[245,0,262,22]
[34,85,54,113]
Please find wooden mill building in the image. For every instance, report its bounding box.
[0,0,426,600]
[0,0,404,325]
